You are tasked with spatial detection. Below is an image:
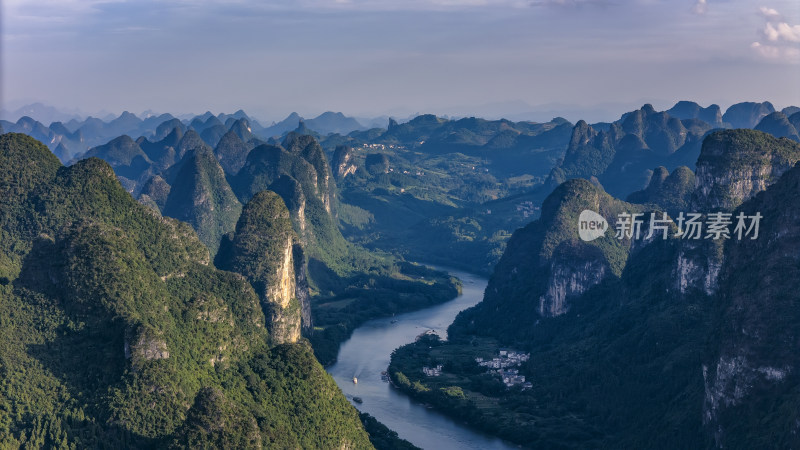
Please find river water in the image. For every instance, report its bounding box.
[326,268,518,450]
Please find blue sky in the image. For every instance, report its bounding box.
[2,0,799,122]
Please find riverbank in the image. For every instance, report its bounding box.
[388,334,545,447]
[326,268,517,450]
[309,263,461,366]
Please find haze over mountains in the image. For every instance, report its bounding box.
[4,100,799,166]
[0,107,379,162]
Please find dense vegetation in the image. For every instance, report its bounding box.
[226,133,463,361]
[295,114,572,275]
[359,413,420,450]
[161,149,242,256]
[0,133,372,448]
[98,123,464,364]
[388,129,800,448]
[626,165,695,215]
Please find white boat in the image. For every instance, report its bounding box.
[353,377,358,384]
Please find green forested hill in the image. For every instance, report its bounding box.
[216,191,303,345]
[0,133,372,449]
[160,148,242,256]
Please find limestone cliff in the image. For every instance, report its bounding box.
[293,244,313,332]
[462,179,640,326]
[675,129,800,295]
[538,246,609,317]
[701,161,800,446]
[0,133,372,447]
[693,129,800,211]
[215,190,302,344]
[125,324,170,371]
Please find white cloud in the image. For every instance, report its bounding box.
[5,0,123,17]
[530,0,610,6]
[764,21,800,43]
[751,41,800,61]
[751,6,800,62]
[692,0,707,15]
[759,6,780,19]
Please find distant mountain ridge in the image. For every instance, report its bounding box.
[5,100,796,167]
[7,100,800,281]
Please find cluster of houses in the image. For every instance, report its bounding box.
[496,368,530,389]
[422,364,444,377]
[418,349,532,389]
[516,201,539,219]
[361,143,405,150]
[476,350,533,389]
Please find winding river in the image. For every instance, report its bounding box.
[326,268,517,450]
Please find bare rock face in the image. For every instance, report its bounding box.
[125,325,169,370]
[265,235,302,344]
[332,145,357,180]
[539,257,608,317]
[269,235,296,309]
[673,244,721,295]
